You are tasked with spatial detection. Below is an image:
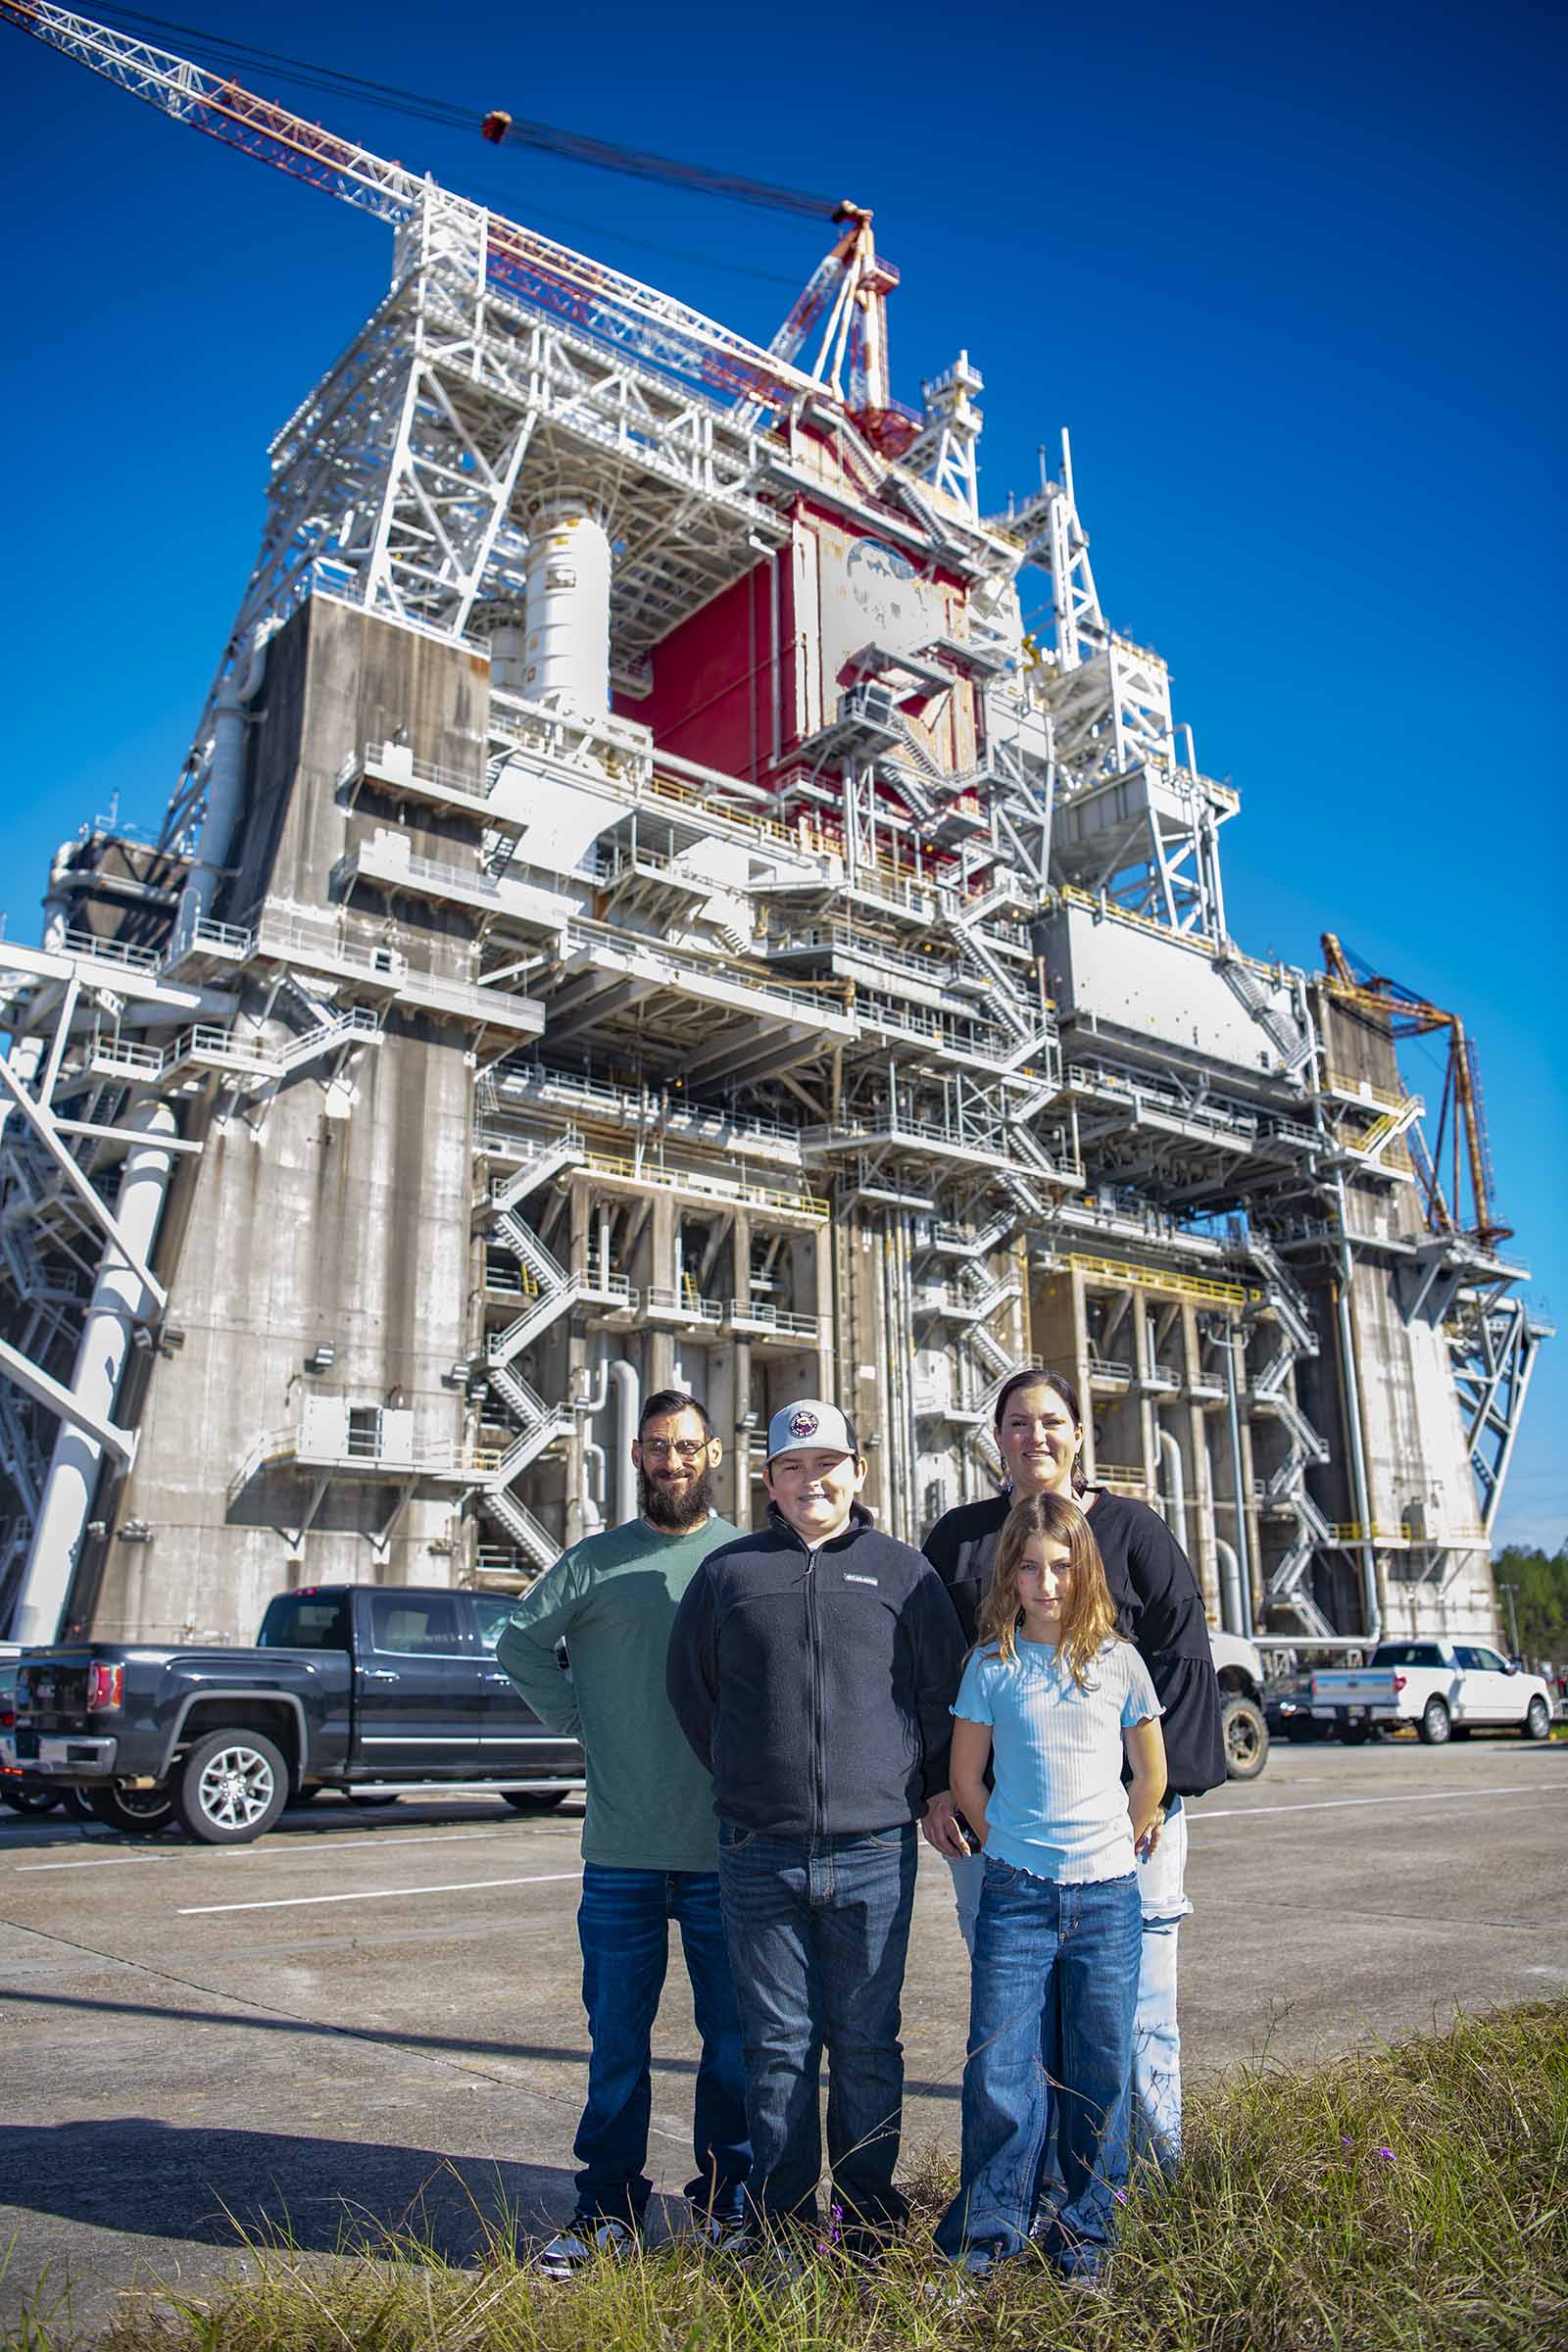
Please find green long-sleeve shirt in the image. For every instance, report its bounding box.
[495,1512,739,1872]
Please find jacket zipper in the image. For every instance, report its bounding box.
[806,1545,824,1840]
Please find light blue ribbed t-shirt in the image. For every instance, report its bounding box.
[953,1637,1159,1885]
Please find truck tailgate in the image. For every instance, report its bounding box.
[1310,1670,1398,1706]
[15,1656,93,1731]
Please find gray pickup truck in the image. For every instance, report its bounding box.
[12,1583,581,1842]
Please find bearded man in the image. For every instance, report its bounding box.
[496,1389,750,2275]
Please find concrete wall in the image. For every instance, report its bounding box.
[87,601,484,1642]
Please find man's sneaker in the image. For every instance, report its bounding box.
[694,2211,760,2257]
[528,2217,637,2279]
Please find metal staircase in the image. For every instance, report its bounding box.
[1242,1247,1337,1635]
[479,1483,560,1572]
[476,1129,604,1579]
[1216,951,1313,1078]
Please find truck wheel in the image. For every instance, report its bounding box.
[1418,1696,1451,1746]
[502,1788,569,1813]
[1522,1695,1551,1741]
[176,1731,289,1844]
[1,1780,61,1815]
[1339,1719,1371,1745]
[1220,1697,1268,1781]
[86,1785,175,1835]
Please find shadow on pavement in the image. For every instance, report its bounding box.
[1,1986,960,2100]
[0,2117,570,2261]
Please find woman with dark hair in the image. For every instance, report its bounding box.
[921,1368,1225,2180]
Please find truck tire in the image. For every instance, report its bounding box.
[1417,1696,1451,1746]
[1220,1696,1268,1781]
[1339,1718,1372,1745]
[1522,1695,1551,1740]
[1,1780,61,1816]
[86,1785,176,1835]
[176,1730,290,1844]
[502,1788,569,1813]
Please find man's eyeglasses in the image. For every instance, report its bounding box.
[640,1437,709,1461]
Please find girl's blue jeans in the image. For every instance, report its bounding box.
[935,1857,1142,2277]
[947,1793,1189,2175]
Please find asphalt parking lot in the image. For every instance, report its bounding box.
[4,1735,1564,2337]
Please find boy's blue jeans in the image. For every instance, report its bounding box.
[573,1863,751,2227]
[936,1856,1142,2277]
[716,1819,917,2239]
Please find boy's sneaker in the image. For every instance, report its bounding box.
[529,2217,637,2279]
[694,2211,759,2257]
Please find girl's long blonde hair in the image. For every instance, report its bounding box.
[978,1491,1119,1686]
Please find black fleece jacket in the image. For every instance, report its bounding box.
[922,1487,1227,1797]
[666,1503,967,1839]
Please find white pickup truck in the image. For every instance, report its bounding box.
[1309,1640,1554,1746]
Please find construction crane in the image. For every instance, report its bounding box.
[0,0,839,414]
[1320,934,1510,1250]
[736,202,919,453]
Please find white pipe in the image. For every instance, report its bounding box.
[1215,1538,1244,1638]
[1222,1331,1255,1638]
[14,1094,178,1646]
[608,1357,640,1527]
[581,1441,605,1535]
[42,846,74,951]
[1331,1174,1382,1645]
[178,618,278,931]
[1157,1429,1186,1553]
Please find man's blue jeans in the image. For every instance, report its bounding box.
[947,1793,1189,2174]
[716,1820,917,2238]
[936,1857,1142,2277]
[574,1863,751,2227]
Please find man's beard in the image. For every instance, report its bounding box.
[640,1460,715,1531]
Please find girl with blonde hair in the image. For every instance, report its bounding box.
[935,1490,1167,2286]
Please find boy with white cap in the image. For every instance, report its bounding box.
[666,1397,965,2256]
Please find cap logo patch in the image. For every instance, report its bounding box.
[787,1408,819,1440]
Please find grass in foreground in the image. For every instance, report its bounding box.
[11,1999,1568,2352]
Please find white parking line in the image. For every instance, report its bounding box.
[14,1822,568,1875]
[177,1869,584,1917]
[14,1854,169,1874]
[215,1825,523,1862]
[1193,1784,1540,1824]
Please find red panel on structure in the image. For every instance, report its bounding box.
[613,558,795,782]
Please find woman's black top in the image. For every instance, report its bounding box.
[921,1486,1227,1796]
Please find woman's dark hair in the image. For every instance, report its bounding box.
[638,1389,712,1439]
[992,1368,1088,1494]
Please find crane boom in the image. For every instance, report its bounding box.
[1,0,827,412]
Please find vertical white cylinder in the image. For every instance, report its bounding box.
[14,1095,177,1646]
[522,500,612,716]
[42,846,74,951]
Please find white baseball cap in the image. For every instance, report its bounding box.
[765,1399,859,1463]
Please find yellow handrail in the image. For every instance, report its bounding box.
[1068,1253,1253,1306]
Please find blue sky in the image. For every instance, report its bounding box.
[2,0,1561,1548]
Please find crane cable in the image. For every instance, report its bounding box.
[85,8,840,220]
